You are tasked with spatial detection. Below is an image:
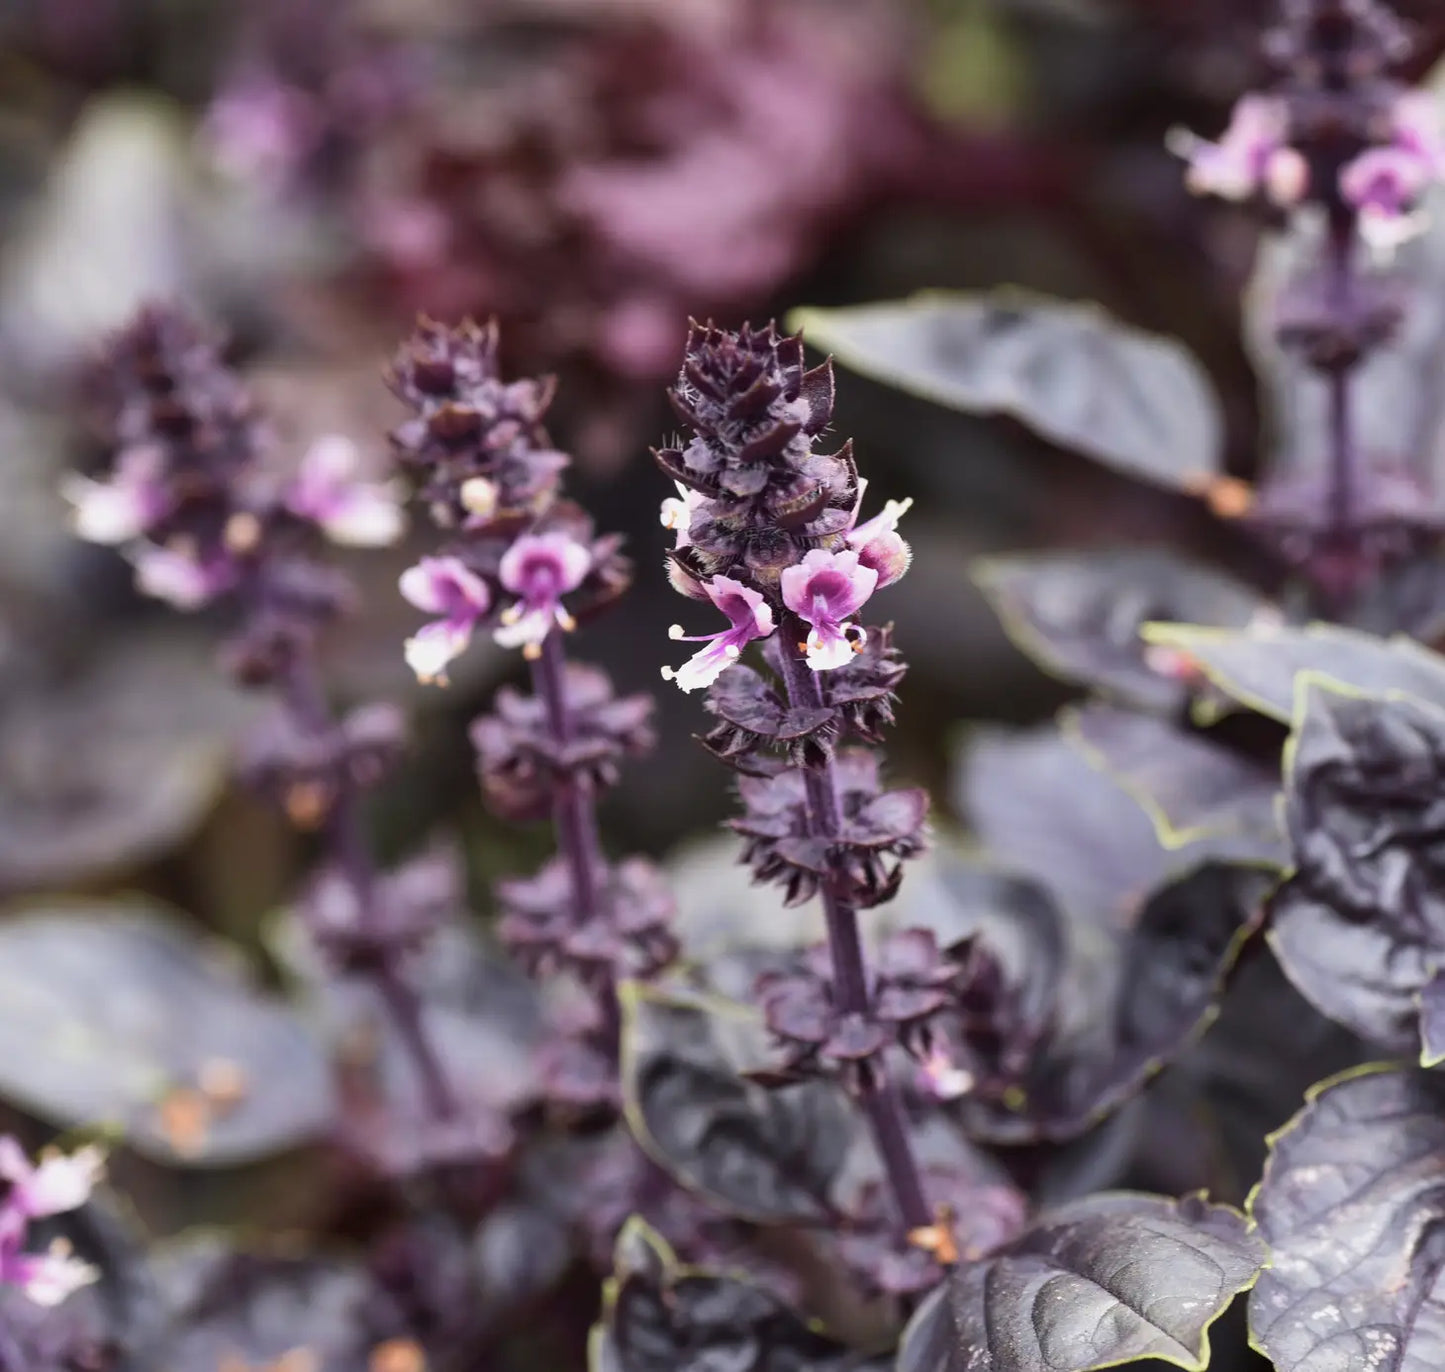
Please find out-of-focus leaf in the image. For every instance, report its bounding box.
[957,720,1276,921]
[1248,1065,1445,1372]
[915,1193,1263,1372]
[1141,621,1445,723]
[151,1236,382,1372]
[1270,676,1445,1056]
[591,1219,889,1372]
[975,549,1268,713]
[790,292,1224,492]
[619,983,854,1224]
[0,634,257,894]
[1066,703,1283,850]
[0,903,333,1165]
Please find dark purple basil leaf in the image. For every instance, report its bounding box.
[789,295,1223,492]
[592,1220,889,1372]
[1270,680,1445,1055]
[957,721,1274,925]
[1140,621,1445,723]
[975,549,1268,713]
[619,983,854,1223]
[1173,946,1367,1202]
[1248,1066,1445,1372]
[151,1237,385,1372]
[955,861,1271,1144]
[0,903,332,1165]
[910,1193,1263,1372]
[1067,703,1284,850]
[0,635,257,894]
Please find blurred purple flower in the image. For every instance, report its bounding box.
[0,1141,103,1308]
[400,555,493,683]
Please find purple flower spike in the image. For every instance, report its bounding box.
[781,548,877,671]
[286,434,406,547]
[662,575,775,692]
[0,1139,103,1308]
[60,446,171,545]
[401,554,493,683]
[495,531,592,656]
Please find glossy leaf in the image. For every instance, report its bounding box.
[619,983,854,1223]
[0,903,334,1165]
[1249,1065,1445,1372]
[1140,621,1445,723]
[1270,677,1445,1055]
[897,1192,1262,1371]
[790,292,1224,491]
[976,549,1268,713]
[592,1220,888,1372]
[1066,703,1283,850]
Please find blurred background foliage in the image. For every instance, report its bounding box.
[0,0,1442,1238]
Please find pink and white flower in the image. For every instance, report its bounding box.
[131,543,239,610]
[781,548,877,671]
[659,482,706,549]
[846,491,913,589]
[1338,94,1444,253]
[494,532,592,655]
[60,445,171,545]
[286,434,406,547]
[400,555,493,682]
[1172,96,1307,206]
[662,575,775,692]
[0,1139,103,1307]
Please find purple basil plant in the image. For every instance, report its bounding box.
[40,2,1445,1365]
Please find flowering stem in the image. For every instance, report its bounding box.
[531,630,621,1049]
[1324,214,1358,547]
[282,648,460,1123]
[775,617,932,1235]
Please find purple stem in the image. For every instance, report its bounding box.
[531,630,621,1049]
[775,618,932,1235]
[282,647,460,1122]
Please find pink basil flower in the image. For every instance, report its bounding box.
[60,445,171,546]
[401,555,493,683]
[286,434,406,548]
[494,532,592,655]
[781,548,877,671]
[662,575,775,692]
[1173,96,1307,206]
[131,543,239,610]
[846,490,913,590]
[0,1139,103,1308]
[659,482,706,549]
